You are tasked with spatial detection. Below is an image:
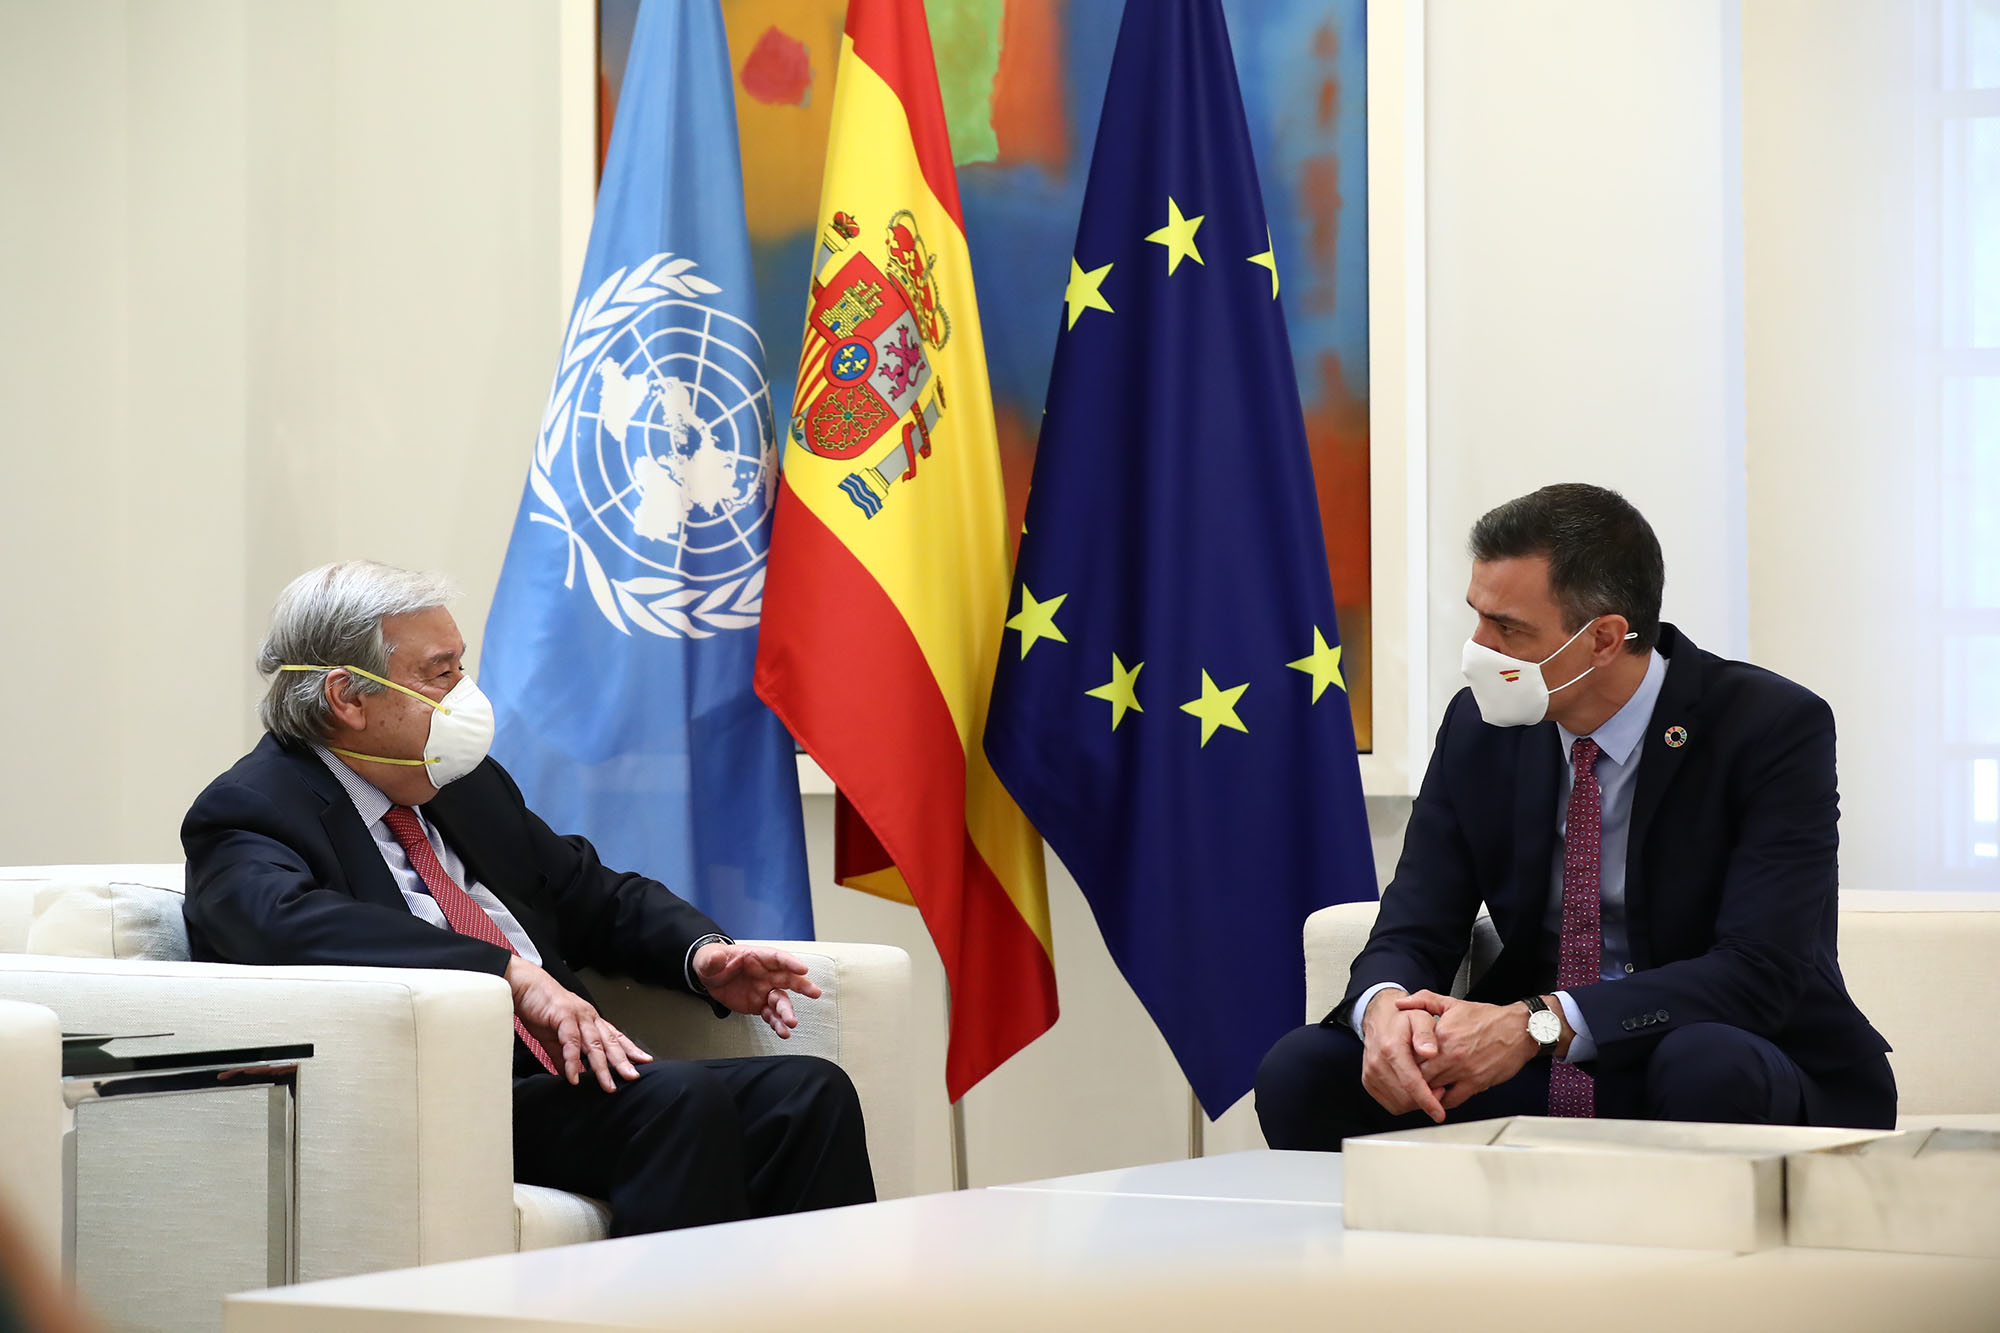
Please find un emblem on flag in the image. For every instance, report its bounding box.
[528,253,775,639]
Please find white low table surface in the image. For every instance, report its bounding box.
[991,1144,1346,1206]
[225,1151,1998,1333]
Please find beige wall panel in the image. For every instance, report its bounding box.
[242,0,564,700]
[1423,0,1747,721]
[1,0,134,863]
[1741,0,1930,894]
[119,0,252,855]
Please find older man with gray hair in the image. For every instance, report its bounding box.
[182,560,874,1234]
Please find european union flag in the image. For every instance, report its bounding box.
[480,0,811,940]
[983,0,1375,1117]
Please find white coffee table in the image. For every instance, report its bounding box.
[224,1150,1998,1333]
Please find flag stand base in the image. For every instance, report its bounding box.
[1188,1087,1205,1160]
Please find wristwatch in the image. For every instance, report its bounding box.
[1522,995,1561,1056]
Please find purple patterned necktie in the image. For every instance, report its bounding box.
[1550,736,1602,1118]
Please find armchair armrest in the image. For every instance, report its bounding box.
[581,940,916,1200]
[1304,902,1380,1024]
[0,1000,61,1270]
[1303,902,1502,1026]
[0,955,516,1280]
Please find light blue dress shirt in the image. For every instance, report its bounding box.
[312,745,543,963]
[1351,649,1668,1065]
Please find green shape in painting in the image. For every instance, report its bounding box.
[924,0,1003,165]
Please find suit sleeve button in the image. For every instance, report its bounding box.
[1656,1009,1669,1021]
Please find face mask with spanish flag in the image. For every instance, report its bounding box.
[1460,620,1638,727]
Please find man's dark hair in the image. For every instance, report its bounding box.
[1468,483,1664,653]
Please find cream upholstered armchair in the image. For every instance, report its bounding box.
[0,864,915,1323]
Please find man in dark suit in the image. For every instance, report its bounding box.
[1256,484,1894,1148]
[183,561,874,1233]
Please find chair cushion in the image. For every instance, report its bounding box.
[513,1184,611,1251]
[24,875,189,961]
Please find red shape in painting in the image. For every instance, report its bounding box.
[741,26,813,107]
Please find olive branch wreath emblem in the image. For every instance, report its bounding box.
[528,253,768,640]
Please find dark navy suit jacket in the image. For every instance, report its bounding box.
[1340,625,1889,1082]
[181,735,725,1069]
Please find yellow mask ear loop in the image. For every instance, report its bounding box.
[276,664,446,767]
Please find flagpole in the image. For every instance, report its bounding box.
[944,985,969,1190]
[1187,1087,1205,1159]
[950,1099,970,1190]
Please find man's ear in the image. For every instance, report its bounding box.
[1591,614,1633,664]
[322,669,370,732]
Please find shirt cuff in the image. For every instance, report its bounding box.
[684,933,732,993]
[1349,982,1408,1035]
[1554,990,1595,1063]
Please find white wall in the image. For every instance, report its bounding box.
[2,0,1815,1194]
[0,0,250,866]
[0,0,566,865]
[1423,0,1748,720]
[1741,0,1935,894]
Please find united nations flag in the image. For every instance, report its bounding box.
[983,0,1376,1118]
[481,0,810,939]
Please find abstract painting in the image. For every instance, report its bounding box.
[599,0,1372,745]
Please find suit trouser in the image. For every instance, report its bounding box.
[1254,1019,1897,1151]
[511,1054,876,1235]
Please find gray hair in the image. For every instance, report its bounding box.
[256,561,457,744]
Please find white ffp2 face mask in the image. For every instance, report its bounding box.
[279,663,495,788]
[1459,620,1638,727]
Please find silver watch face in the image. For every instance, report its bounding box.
[1527,1008,1562,1044]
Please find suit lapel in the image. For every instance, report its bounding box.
[423,779,585,993]
[282,743,410,914]
[1625,625,1705,964]
[1507,722,1563,947]
[422,781,544,937]
[420,793,505,899]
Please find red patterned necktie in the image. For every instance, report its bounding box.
[1550,736,1602,1118]
[381,805,560,1077]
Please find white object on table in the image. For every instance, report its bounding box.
[1343,1115,1890,1253]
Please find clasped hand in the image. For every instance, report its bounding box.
[1360,989,1537,1122]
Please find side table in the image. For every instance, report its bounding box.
[60,1037,313,1289]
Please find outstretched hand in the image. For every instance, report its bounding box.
[693,943,822,1037]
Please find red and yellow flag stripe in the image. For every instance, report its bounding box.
[754,0,1056,1100]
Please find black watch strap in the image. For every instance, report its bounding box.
[1522,994,1558,1055]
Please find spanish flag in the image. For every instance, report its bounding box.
[754,0,1056,1100]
